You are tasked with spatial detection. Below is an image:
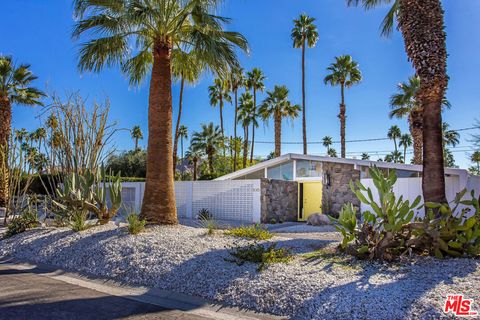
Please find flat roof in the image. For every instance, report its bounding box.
[214,153,469,180]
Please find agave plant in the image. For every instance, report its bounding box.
[54,166,122,225]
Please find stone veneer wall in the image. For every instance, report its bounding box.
[260,179,298,223]
[322,162,361,217]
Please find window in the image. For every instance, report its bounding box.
[267,161,293,180]
[296,160,322,178]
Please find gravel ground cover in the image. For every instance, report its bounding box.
[1,223,479,319]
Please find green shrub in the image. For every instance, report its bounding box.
[197,208,212,220]
[106,150,146,178]
[224,224,273,240]
[227,243,292,271]
[69,211,91,232]
[270,218,277,224]
[5,202,39,237]
[126,213,146,235]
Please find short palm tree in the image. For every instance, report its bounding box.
[73,0,248,224]
[387,125,402,153]
[259,85,300,157]
[324,55,362,158]
[229,67,245,171]
[191,123,223,175]
[185,148,202,181]
[208,78,231,138]
[389,75,450,165]
[327,148,337,158]
[0,55,45,207]
[347,0,449,205]
[361,152,370,160]
[245,68,265,163]
[237,92,256,168]
[131,125,143,151]
[172,49,203,174]
[322,136,333,154]
[291,14,319,155]
[178,125,188,162]
[399,133,412,164]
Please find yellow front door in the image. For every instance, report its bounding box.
[299,182,322,221]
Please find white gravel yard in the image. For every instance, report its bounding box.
[1,223,479,320]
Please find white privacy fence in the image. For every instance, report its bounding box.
[360,176,480,217]
[119,180,262,223]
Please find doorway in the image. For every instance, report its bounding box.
[298,182,323,221]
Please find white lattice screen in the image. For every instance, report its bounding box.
[121,180,261,223]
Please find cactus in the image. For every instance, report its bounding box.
[53,166,122,225]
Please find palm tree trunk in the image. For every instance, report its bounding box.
[301,40,307,155]
[393,138,398,153]
[208,153,214,174]
[410,110,423,165]
[0,97,11,208]
[250,89,256,164]
[193,159,197,181]
[404,146,407,164]
[219,97,224,137]
[233,89,238,172]
[339,84,346,158]
[172,77,185,175]
[243,125,248,168]
[274,111,281,157]
[135,138,138,151]
[140,42,177,225]
[398,0,448,205]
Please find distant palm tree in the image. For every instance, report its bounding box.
[322,136,333,153]
[0,55,45,207]
[208,78,231,138]
[191,123,223,174]
[185,148,202,181]
[324,55,362,158]
[131,125,143,151]
[470,151,480,175]
[347,0,449,205]
[172,49,203,174]
[237,92,256,167]
[389,75,450,165]
[361,152,370,160]
[291,14,319,155]
[178,125,188,162]
[34,128,47,151]
[327,148,338,158]
[73,0,248,224]
[399,133,412,164]
[229,67,245,171]
[385,151,403,164]
[259,85,300,157]
[442,122,460,148]
[14,128,28,144]
[387,125,402,153]
[246,68,265,163]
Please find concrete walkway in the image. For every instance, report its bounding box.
[0,259,281,320]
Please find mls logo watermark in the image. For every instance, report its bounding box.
[444,294,478,317]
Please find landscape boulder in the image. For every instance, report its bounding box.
[306,213,331,226]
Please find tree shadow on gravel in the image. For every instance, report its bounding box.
[291,257,480,320]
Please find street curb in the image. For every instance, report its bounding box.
[0,257,284,320]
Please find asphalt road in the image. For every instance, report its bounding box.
[0,263,211,320]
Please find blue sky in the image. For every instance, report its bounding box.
[1,0,479,168]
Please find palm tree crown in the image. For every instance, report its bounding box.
[191,123,223,175]
[259,85,300,157]
[322,136,333,152]
[208,78,231,137]
[131,125,143,150]
[291,14,319,48]
[387,125,402,152]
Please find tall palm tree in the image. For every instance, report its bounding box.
[237,92,255,168]
[178,125,188,162]
[191,123,223,175]
[73,0,248,224]
[347,0,449,205]
[259,85,300,157]
[291,15,319,155]
[131,125,143,151]
[245,68,265,163]
[324,55,362,158]
[399,133,412,164]
[361,152,370,160]
[322,136,333,153]
[185,148,202,181]
[0,56,45,207]
[34,127,47,151]
[389,75,450,165]
[172,49,203,174]
[229,67,244,171]
[14,128,28,144]
[209,78,231,139]
[387,125,401,153]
